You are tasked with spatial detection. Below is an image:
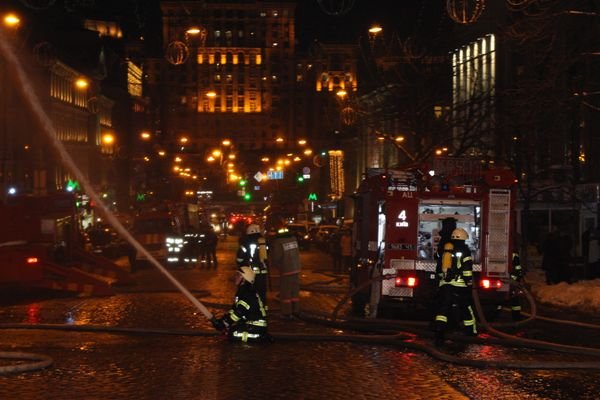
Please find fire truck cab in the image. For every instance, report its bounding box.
[350,158,518,318]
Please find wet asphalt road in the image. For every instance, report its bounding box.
[0,236,598,400]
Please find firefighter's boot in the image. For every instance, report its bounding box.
[511,310,522,321]
[434,330,445,347]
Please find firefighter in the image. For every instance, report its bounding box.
[433,227,477,346]
[509,250,524,320]
[236,224,269,305]
[210,266,270,343]
[434,217,457,263]
[269,225,301,318]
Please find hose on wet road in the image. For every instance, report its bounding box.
[0,351,53,374]
[0,274,599,372]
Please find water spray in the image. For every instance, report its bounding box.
[0,29,214,322]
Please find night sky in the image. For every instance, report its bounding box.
[45,0,447,50]
[2,0,450,56]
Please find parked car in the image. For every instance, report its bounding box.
[85,224,128,259]
[312,224,340,251]
[285,223,313,250]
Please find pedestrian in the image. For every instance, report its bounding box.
[340,229,352,274]
[236,224,269,305]
[205,226,219,268]
[433,227,477,347]
[541,225,561,284]
[329,229,342,273]
[269,225,301,318]
[583,226,600,278]
[558,231,572,283]
[210,266,270,343]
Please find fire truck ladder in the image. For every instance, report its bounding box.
[70,248,135,286]
[36,260,115,297]
[486,189,511,280]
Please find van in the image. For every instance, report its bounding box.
[129,211,183,268]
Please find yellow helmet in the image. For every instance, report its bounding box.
[451,228,469,241]
[238,266,256,283]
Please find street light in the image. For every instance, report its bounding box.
[75,78,89,89]
[3,13,20,28]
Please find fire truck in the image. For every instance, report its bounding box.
[0,192,133,296]
[350,157,518,318]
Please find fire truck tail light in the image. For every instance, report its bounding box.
[26,257,39,264]
[480,278,502,290]
[395,276,417,287]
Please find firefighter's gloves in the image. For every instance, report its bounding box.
[210,316,228,333]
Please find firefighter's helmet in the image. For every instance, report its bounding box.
[238,266,256,284]
[451,228,469,241]
[246,224,261,235]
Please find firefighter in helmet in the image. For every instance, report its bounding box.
[236,224,269,305]
[433,227,477,346]
[211,266,269,342]
[509,250,524,320]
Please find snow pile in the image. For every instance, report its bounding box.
[525,267,600,312]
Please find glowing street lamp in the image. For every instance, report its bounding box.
[186,27,202,35]
[3,13,20,28]
[75,78,89,89]
[101,133,115,145]
[368,24,383,35]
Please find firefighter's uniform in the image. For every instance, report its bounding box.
[269,227,301,317]
[236,224,269,304]
[433,228,477,346]
[213,266,269,342]
[509,251,524,320]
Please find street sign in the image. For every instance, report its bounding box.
[254,171,264,182]
[267,170,284,180]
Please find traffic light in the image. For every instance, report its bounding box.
[239,179,247,187]
[243,192,252,201]
[296,174,304,183]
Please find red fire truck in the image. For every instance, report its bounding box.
[350,157,518,318]
[0,192,132,296]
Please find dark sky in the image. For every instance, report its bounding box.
[294,0,448,49]
[127,0,449,51]
[3,0,449,52]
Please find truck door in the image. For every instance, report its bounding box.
[485,189,512,279]
[381,193,419,297]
